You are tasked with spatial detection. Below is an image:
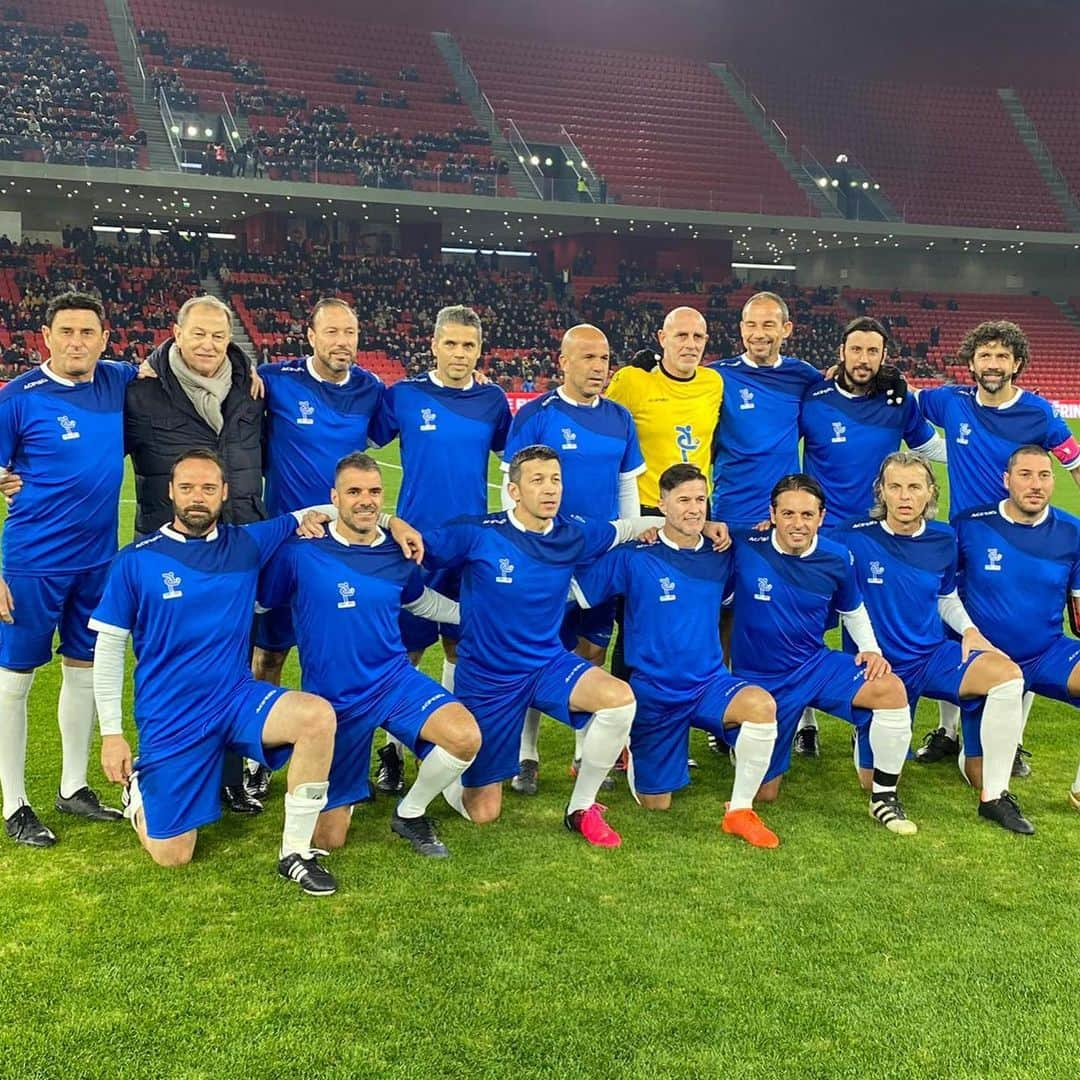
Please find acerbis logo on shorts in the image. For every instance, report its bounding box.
[565,661,590,684]
[421,692,447,711]
[255,689,279,714]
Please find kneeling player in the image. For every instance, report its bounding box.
[573,464,779,846]
[729,474,918,833]
[91,450,340,895]
[258,453,481,858]
[837,452,1031,832]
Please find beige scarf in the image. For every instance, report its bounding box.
[168,343,232,434]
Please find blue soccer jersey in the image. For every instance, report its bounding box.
[370,373,511,531]
[919,386,1080,518]
[955,502,1080,663]
[423,511,616,672]
[258,528,425,709]
[834,518,958,669]
[89,516,297,757]
[502,388,645,520]
[708,355,824,525]
[260,357,384,516]
[573,533,732,692]
[728,530,862,677]
[801,382,937,527]
[0,361,136,574]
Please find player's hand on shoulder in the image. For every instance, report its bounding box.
[0,470,22,504]
[856,651,891,679]
[961,627,1001,661]
[296,510,330,538]
[248,365,266,400]
[752,518,770,532]
[388,515,424,563]
[473,368,490,385]
[878,364,907,407]
[101,734,133,784]
[703,520,732,551]
[0,575,13,623]
[638,525,660,544]
[135,359,159,380]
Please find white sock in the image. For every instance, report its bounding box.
[125,770,144,832]
[574,723,588,760]
[0,668,34,819]
[280,780,329,859]
[442,776,471,821]
[1021,691,1034,737]
[957,748,971,786]
[397,745,473,818]
[939,700,960,739]
[979,678,1024,801]
[568,702,635,814]
[519,708,541,762]
[1073,759,1080,794]
[58,664,95,798]
[868,706,911,795]
[441,660,456,693]
[797,707,818,732]
[729,721,777,810]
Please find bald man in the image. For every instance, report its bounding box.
[501,324,645,793]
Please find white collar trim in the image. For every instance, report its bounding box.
[659,528,703,552]
[40,361,81,387]
[306,355,350,385]
[999,498,1049,527]
[881,519,926,538]
[557,386,600,408]
[741,352,783,370]
[507,507,554,535]
[771,529,818,558]
[976,387,1022,410]
[330,522,385,546]
[161,523,219,543]
[429,370,474,391]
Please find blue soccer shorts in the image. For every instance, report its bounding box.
[454,650,593,788]
[0,566,109,669]
[629,668,749,795]
[253,603,296,653]
[560,598,617,652]
[398,566,462,654]
[135,679,293,840]
[325,663,451,810]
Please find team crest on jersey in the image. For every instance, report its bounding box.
[296,400,315,425]
[739,388,755,410]
[57,414,80,440]
[419,407,437,432]
[753,576,773,601]
[495,557,514,584]
[658,576,677,602]
[160,571,183,600]
[984,547,1003,572]
[867,560,885,584]
[336,581,356,608]
[831,421,847,444]
[675,424,700,463]
[956,422,972,446]
[561,427,578,451]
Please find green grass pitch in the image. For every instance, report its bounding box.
[1,435,1078,1080]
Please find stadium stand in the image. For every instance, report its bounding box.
[738,73,1067,232]
[0,0,146,168]
[1019,89,1080,211]
[456,36,813,214]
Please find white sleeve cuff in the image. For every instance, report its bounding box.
[910,432,948,463]
[937,590,976,635]
[839,603,881,654]
[92,627,130,737]
[403,587,460,625]
[610,514,663,547]
[617,473,641,520]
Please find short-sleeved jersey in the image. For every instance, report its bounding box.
[502,388,645,520]
[258,530,423,709]
[919,386,1080,518]
[260,357,384,516]
[708,355,824,525]
[801,382,937,527]
[0,361,136,574]
[834,518,958,669]
[89,516,297,756]
[604,363,723,508]
[574,534,732,692]
[955,502,1080,662]
[370,373,511,532]
[728,530,862,677]
[424,511,615,673]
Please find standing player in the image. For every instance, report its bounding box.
[90,449,340,894]
[426,445,701,846]
[801,317,945,529]
[258,453,482,858]
[572,464,780,847]
[502,324,645,793]
[368,305,511,796]
[955,446,1080,812]
[836,452,1032,832]
[916,321,1080,765]
[728,474,918,833]
[0,292,134,846]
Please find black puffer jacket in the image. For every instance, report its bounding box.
[124,339,266,535]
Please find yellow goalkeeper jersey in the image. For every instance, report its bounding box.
[605,363,724,508]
